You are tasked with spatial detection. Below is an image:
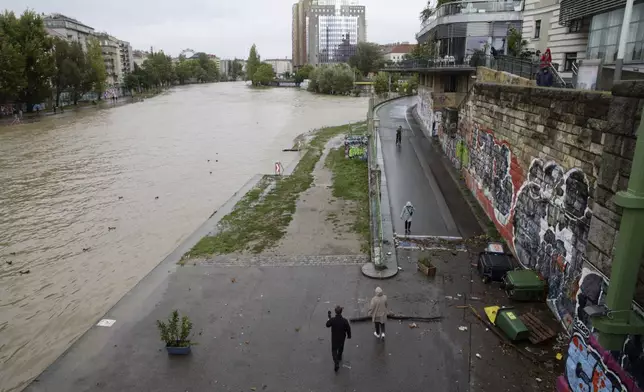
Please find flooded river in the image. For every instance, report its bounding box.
[0,82,367,391]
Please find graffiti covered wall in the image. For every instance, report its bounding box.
[344,135,368,161]
[434,82,644,390]
[556,267,644,392]
[416,86,434,137]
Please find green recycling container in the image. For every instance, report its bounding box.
[503,269,546,302]
[495,308,530,341]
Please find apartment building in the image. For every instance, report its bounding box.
[96,33,123,92]
[384,44,415,63]
[119,40,134,75]
[44,13,95,51]
[264,59,294,76]
[523,0,644,88]
[292,0,312,68]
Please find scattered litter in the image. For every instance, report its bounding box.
[231,278,236,283]
[470,296,481,300]
[245,341,249,345]
[324,301,330,304]
[260,295,263,298]
[445,296,454,300]
[471,263,477,267]
[457,293,462,297]
[19,270,30,274]
[342,364,351,369]
[97,319,116,327]
[485,328,489,331]
[408,323,418,329]
[556,353,563,361]
[387,252,392,256]
[470,280,474,283]
[536,378,542,383]
[525,347,535,354]
[295,327,301,332]
[398,267,403,271]
[458,326,468,331]
[475,353,482,359]
[251,388,257,391]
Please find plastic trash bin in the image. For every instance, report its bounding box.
[495,308,530,341]
[503,270,546,302]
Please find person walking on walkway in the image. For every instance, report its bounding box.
[400,201,415,235]
[395,125,402,146]
[326,305,351,372]
[369,287,388,340]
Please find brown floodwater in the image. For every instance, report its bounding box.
[0,82,367,392]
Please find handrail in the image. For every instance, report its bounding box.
[419,0,523,36]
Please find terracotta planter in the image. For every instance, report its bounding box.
[417,261,436,277]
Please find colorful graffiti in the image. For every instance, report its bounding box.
[559,318,642,392]
[469,126,516,226]
[513,159,593,327]
[431,101,644,392]
[344,135,368,161]
[416,87,434,136]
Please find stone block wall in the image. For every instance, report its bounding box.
[476,66,536,87]
[435,81,644,390]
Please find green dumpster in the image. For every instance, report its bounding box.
[495,308,530,341]
[503,269,546,302]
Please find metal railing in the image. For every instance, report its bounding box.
[419,0,523,37]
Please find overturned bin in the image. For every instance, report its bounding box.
[495,308,530,342]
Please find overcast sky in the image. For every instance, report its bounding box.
[2,0,427,59]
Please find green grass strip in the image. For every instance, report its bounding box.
[186,121,367,257]
[325,147,370,253]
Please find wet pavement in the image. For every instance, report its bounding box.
[376,97,460,238]
[22,97,562,391]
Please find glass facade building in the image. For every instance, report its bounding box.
[306,0,366,65]
[587,2,644,63]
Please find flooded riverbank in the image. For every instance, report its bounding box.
[0,82,367,392]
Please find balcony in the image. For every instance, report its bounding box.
[382,57,478,73]
[417,0,524,40]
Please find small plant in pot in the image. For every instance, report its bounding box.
[417,256,437,277]
[157,310,193,355]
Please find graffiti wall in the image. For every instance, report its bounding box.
[416,86,434,136]
[344,135,368,161]
[436,117,644,392]
[435,82,644,392]
[556,267,644,391]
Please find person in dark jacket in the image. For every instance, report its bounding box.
[326,305,351,372]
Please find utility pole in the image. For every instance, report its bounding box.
[593,104,644,350]
[614,0,635,82]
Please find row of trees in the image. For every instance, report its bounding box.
[246,44,276,86]
[307,64,356,95]
[1,10,233,111]
[0,10,105,109]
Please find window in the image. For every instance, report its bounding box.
[445,75,457,93]
[568,19,583,33]
[588,3,644,63]
[564,53,577,71]
[534,20,542,39]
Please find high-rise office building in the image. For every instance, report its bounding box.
[292,0,311,68]
[292,0,366,67]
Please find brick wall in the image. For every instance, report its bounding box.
[435,81,644,390]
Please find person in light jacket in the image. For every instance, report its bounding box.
[368,287,388,340]
[400,201,415,235]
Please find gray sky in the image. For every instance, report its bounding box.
[2,0,427,59]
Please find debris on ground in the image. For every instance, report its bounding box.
[475,353,482,359]
[458,326,468,331]
[408,323,418,329]
[556,353,563,360]
[231,278,236,283]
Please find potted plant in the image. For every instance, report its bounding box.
[417,256,437,277]
[157,310,193,355]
